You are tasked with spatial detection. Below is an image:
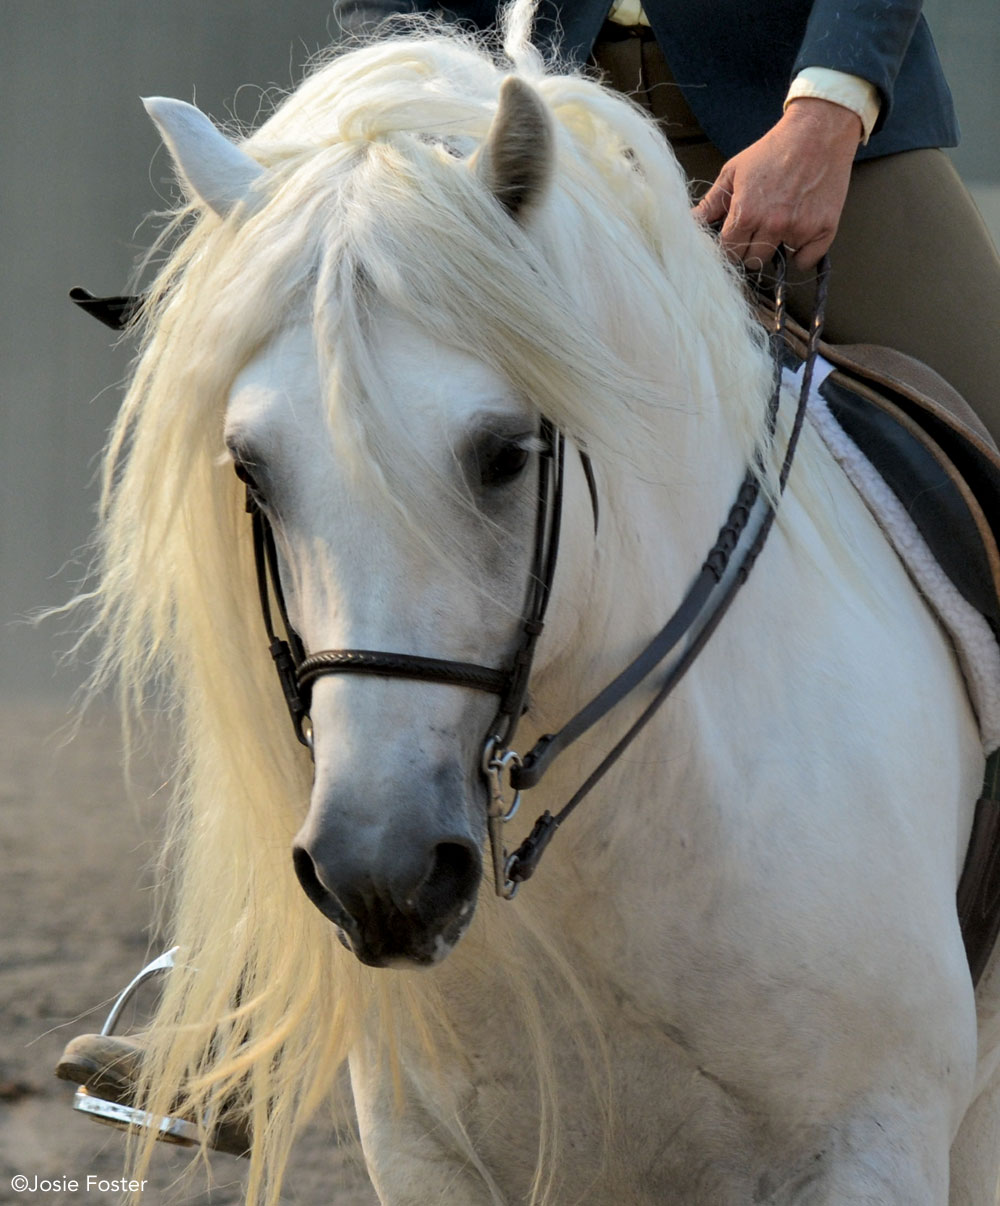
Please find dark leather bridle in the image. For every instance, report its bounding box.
[246,416,567,760]
[71,255,824,900]
[241,255,824,897]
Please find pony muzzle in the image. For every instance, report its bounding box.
[291,824,483,968]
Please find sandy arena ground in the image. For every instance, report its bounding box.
[0,702,379,1206]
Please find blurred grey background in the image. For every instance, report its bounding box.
[2,2,342,702]
[3,0,999,702]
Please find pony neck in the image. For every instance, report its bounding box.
[613,361,760,623]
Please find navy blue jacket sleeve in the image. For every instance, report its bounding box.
[326,1,958,159]
[793,0,923,129]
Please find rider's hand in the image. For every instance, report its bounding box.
[692,97,862,271]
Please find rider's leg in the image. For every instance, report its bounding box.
[784,148,1000,448]
[592,27,1000,448]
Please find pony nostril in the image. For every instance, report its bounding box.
[415,840,481,921]
[293,833,481,953]
[291,844,363,940]
[292,844,333,912]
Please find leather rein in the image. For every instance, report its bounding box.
[71,255,825,900]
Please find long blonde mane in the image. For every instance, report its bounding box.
[82,6,779,1203]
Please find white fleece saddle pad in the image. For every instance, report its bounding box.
[784,357,1000,755]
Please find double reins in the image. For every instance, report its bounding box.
[493,254,827,892]
[71,251,827,901]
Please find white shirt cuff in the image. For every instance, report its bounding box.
[607,0,651,27]
[784,67,881,145]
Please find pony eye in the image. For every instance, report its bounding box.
[233,459,258,489]
[232,457,266,505]
[477,434,531,487]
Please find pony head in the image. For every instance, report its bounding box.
[141,70,576,968]
[111,24,768,974]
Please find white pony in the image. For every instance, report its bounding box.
[81,5,1000,1203]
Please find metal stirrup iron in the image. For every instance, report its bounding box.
[59,948,201,1146]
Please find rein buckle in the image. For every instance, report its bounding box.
[482,737,523,899]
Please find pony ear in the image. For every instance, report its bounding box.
[472,77,553,220]
[143,96,266,218]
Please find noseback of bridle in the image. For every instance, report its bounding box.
[72,252,824,901]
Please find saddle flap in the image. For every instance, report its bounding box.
[820,372,1000,629]
[764,301,1000,634]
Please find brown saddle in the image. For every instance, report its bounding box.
[769,303,1000,985]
